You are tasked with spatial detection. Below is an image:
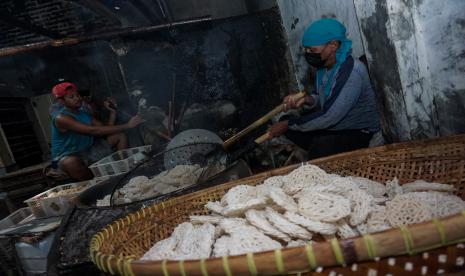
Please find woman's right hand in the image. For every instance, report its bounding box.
[127,115,145,128]
[283,94,309,111]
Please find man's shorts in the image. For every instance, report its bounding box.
[53,138,114,169]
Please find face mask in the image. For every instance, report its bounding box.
[304,52,326,68]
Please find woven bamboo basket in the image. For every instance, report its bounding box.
[90,135,465,275]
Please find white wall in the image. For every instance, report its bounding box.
[276,0,365,90]
[416,0,465,136]
[354,0,465,141]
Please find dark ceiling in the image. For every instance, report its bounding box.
[0,0,171,48]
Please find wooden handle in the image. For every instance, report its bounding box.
[223,91,306,149]
[254,132,272,144]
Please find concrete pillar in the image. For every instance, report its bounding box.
[354,0,465,142]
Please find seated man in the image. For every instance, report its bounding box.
[50,82,144,180]
[268,18,380,159]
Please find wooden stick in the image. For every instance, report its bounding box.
[254,132,271,144]
[175,62,200,132]
[170,73,176,133]
[223,91,306,149]
[167,101,172,137]
[0,17,211,57]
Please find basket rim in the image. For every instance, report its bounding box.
[88,145,151,168]
[89,206,465,276]
[23,180,93,203]
[89,134,465,275]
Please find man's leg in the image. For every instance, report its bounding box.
[59,156,94,181]
[106,133,128,150]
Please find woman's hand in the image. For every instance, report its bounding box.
[268,121,289,137]
[283,94,309,111]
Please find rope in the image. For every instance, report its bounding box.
[89,248,95,263]
[246,253,258,276]
[222,256,232,276]
[107,255,115,275]
[116,258,124,275]
[179,260,187,276]
[123,258,135,276]
[94,252,102,271]
[305,243,318,269]
[96,235,103,249]
[115,220,120,231]
[432,219,447,245]
[99,253,107,273]
[400,226,414,255]
[162,260,170,276]
[274,249,285,274]
[200,259,209,276]
[363,234,378,260]
[330,238,345,265]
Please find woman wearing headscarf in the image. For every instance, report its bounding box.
[268,18,380,159]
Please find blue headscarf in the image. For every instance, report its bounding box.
[302,18,352,102]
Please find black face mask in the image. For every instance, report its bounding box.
[304,52,326,68]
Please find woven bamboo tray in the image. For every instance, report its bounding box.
[90,135,465,275]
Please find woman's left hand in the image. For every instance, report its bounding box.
[268,121,289,137]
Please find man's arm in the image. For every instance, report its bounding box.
[107,111,116,126]
[56,115,143,136]
[92,117,103,126]
[91,98,117,126]
[103,98,117,126]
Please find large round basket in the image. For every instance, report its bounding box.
[90,135,465,275]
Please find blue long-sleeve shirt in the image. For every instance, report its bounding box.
[288,58,380,133]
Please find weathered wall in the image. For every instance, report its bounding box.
[113,9,293,146]
[353,0,410,142]
[0,8,293,153]
[0,41,125,99]
[276,0,365,90]
[354,0,465,141]
[416,0,465,136]
[166,0,276,21]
